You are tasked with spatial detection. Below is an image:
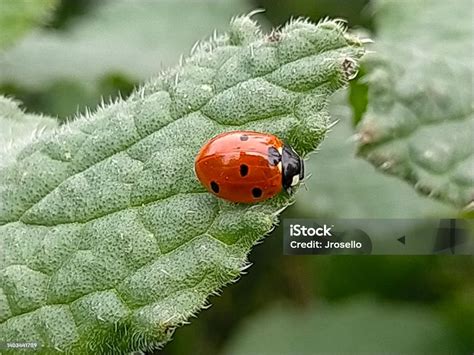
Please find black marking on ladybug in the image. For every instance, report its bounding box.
[281,145,304,190]
[267,146,282,166]
[240,164,249,177]
[240,134,249,141]
[210,181,220,193]
[252,187,263,198]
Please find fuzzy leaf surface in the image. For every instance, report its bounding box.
[0,16,364,353]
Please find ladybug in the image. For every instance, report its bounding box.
[194,131,304,203]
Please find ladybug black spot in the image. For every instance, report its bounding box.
[240,164,249,177]
[210,181,220,193]
[240,135,249,141]
[252,187,262,198]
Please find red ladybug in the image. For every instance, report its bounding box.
[194,131,304,203]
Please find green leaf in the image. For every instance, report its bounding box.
[355,0,474,209]
[0,96,57,167]
[0,0,58,50]
[293,93,456,219]
[223,300,460,355]
[0,16,365,353]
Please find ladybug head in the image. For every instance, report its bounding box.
[281,145,304,192]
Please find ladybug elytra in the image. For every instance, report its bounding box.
[194,131,304,203]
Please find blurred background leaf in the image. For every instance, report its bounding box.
[292,92,456,219]
[223,299,461,355]
[371,0,472,59]
[354,0,474,209]
[0,0,58,50]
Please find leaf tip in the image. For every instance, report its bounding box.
[229,11,262,45]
